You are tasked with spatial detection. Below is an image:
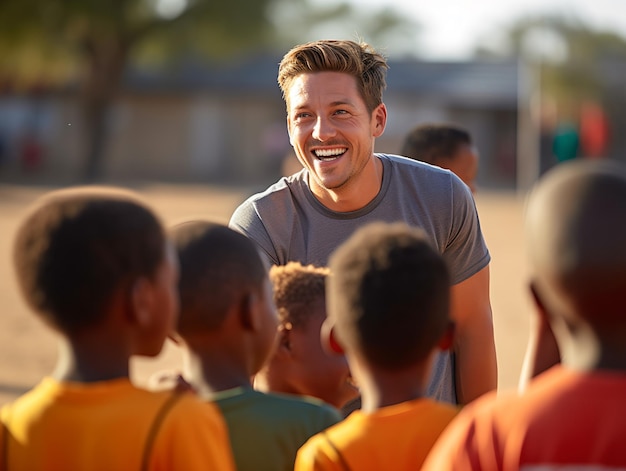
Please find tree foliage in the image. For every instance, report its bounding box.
[0,0,277,178]
[266,0,419,57]
[474,14,626,106]
[0,0,417,178]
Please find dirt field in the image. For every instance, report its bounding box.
[0,183,533,405]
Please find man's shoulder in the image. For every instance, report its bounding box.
[238,172,306,208]
[229,172,309,230]
[378,153,456,189]
[379,153,452,175]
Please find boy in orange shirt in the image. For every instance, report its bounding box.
[422,160,626,470]
[295,221,458,470]
[0,187,235,471]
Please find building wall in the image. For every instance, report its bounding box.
[0,88,517,188]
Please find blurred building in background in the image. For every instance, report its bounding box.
[0,55,521,189]
[0,53,623,190]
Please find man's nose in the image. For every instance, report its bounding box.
[312,116,336,142]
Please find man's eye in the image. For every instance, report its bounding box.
[334,110,349,115]
[295,112,311,119]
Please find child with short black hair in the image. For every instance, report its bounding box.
[401,123,479,193]
[170,220,341,471]
[295,221,458,470]
[0,187,235,470]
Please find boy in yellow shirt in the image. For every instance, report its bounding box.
[295,221,459,470]
[0,187,235,471]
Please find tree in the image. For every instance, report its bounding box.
[474,14,626,110]
[0,0,417,179]
[0,0,276,179]
[266,0,420,57]
[474,14,626,170]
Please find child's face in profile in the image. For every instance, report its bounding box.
[288,300,360,409]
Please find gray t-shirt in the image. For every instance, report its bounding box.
[229,153,491,403]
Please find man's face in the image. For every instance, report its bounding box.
[286,71,386,199]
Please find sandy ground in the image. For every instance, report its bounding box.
[0,183,533,405]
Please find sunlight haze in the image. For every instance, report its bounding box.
[311,0,626,59]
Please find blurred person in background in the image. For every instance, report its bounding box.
[400,123,479,194]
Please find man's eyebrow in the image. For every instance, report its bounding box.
[330,100,355,107]
[290,99,356,111]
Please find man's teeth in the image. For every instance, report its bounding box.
[315,148,346,159]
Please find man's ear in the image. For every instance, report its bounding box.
[321,317,344,355]
[130,277,154,327]
[437,320,456,352]
[286,115,295,147]
[372,103,387,137]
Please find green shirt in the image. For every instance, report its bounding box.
[211,387,341,471]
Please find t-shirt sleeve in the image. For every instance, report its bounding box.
[150,395,236,471]
[295,433,346,471]
[0,405,6,462]
[229,199,280,265]
[422,395,499,471]
[444,175,490,284]
[320,407,342,429]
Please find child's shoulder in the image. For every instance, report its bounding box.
[215,388,341,426]
[260,390,341,417]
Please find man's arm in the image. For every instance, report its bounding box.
[451,264,497,404]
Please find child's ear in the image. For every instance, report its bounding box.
[275,324,293,356]
[529,282,550,324]
[168,332,182,346]
[321,318,344,355]
[130,277,154,327]
[437,320,456,351]
[237,292,258,332]
[527,281,561,375]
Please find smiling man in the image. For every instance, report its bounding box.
[229,39,496,406]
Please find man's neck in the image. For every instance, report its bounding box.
[309,155,384,212]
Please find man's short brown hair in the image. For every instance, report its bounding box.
[278,39,388,114]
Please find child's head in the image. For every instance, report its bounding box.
[262,262,359,409]
[326,222,452,374]
[13,186,177,357]
[525,159,626,339]
[170,220,277,377]
[400,123,478,193]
